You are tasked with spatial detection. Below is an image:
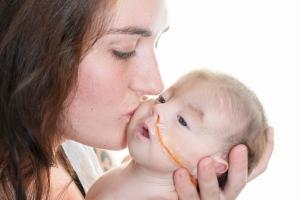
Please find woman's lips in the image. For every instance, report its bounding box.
[126,107,138,117]
[123,107,139,122]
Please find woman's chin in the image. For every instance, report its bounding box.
[91,131,128,150]
[104,138,128,150]
[115,141,128,150]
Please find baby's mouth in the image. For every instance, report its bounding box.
[139,115,157,139]
[141,125,150,139]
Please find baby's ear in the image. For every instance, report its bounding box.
[211,155,228,175]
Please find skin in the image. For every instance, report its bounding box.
[174,130,274,200]
[86,75,274,200]
[127,80,232,177]
[55,0,275,199]
[86,78,235,199]
[63,0,166,150]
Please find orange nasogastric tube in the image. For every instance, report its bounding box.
[156,115,197,186]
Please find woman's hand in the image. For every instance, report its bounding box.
[173,127,274,200]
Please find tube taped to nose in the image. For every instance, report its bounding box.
[156,115,197,186]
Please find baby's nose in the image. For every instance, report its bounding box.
[140,98,162,121]
[140,99,158,117]
[151,103,160,118]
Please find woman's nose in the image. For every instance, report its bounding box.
[129,52,164,96]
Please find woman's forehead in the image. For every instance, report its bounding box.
[111,0,168,36]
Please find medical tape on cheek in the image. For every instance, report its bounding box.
[156,115,198,186]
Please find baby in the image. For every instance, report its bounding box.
[86,69,268,200]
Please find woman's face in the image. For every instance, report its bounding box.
[63,0,168,149]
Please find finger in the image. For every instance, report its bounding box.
[197,157,219,200]
[248,127,274,181]
[174,168,200,200]
[223,145,248,199]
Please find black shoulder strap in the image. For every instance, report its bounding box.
[57,145,86,197]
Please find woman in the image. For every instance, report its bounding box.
[0,0,274,199]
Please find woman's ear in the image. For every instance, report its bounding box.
[211,155,228,174]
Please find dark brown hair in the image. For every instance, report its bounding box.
[0,0,116,199]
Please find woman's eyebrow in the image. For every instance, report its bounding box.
[108,26,152,37]
[107,26,170,38]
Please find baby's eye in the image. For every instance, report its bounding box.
[156,95,166,103]
[177,115,189,128]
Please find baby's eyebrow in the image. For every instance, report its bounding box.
[188,104,204,120]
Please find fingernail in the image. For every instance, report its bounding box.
[233,144,247,153]
[201,157,213,169]
[178,169,189,181]
[237,145,247,153]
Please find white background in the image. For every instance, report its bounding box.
[111,0,300,199]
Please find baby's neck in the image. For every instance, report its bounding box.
[123,160,176,197]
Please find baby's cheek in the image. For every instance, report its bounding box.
[163,132,207,172]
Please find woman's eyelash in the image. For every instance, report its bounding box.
[112,50,136,60]
[177,115,189,128]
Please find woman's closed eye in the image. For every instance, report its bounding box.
[177,115,189,128]
[112,50,136,60]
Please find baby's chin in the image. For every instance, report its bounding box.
[135,158,177,174]
[133,149,178,172]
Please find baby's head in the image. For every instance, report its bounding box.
[127,69,267,186]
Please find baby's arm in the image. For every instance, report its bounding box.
[86,190,114,200]
[85,177,113,200]
[86,192,114,200]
